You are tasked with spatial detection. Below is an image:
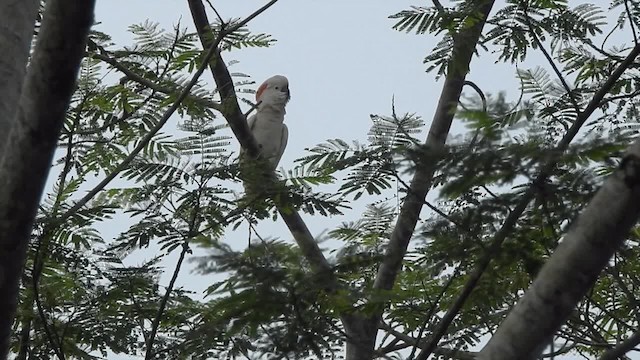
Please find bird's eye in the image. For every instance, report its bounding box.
[274,86,279,90]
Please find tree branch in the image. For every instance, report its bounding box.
[186,0,336,284]
[144,242,191,359]
[378,322,477,360]
[415,41,640,359]
[338,3,496,359]
[90,48,222,112]
[145,186,203,359]
[56,20,226,223]
[478,136,640,358]
[373,0,495,292]
[522,3,581,114]
[598,328,640,360]
[0,0,38,148]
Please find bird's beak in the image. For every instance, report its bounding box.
[283,87,291,102]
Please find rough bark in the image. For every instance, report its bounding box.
[338,1,495,358]
[414,42,640,359]
[0,0,38,148]
[477,139,640,359]
[373,0,495,292]
[185,0,336,282]
[0,1,95,357]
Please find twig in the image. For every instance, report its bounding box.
[393,172,468,231]
[378,322,477,360]
[625,0,639,46]
[90,49,221,112]
[409,269,461,359]
[56,22,225,224]
[461,80,487,151]
[205,0,225,27]
[463,80,487,112]
[32,276,66,360]
[143,241,191,360]
[521,2,581,114]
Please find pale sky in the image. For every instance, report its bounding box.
[91,0,527,263]
[74,1,630,358]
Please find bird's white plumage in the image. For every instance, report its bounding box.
[246,112,288,169]
[242,75,290,170]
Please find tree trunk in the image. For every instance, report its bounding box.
[478,139,640,359]
[0,1,95,357]
[344,2,495,359]
[0,0,38,148]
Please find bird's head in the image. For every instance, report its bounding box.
[255,75,290,109]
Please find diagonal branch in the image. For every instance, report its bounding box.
[145,186,202,359]
[56,21,226,223]
[90,48,222,112]
[373,0,496,296]
[598,328,640,360]
[327,2,495,359]
[478,136,640,359]
[415,41,640,360]
[522,3,581,114]
[186,0,336,285]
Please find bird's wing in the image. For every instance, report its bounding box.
[273,123,288,169]
[240,114,258,158]
[247,113,258,130]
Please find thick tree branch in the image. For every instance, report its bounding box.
[478,137,640,359]
[0,1,95,357]
[598,328,640,360]
[415,41,640,359]
[332,3,496,359]
[373,0,494,293]
[186,0,336,283]
[0,0,38,148]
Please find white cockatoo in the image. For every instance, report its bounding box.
[244,75,290,169]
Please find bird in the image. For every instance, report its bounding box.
[240,75,290,198]
[245,75,290,168]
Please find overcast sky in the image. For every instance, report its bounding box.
[85,1,624,358]
[91,0,529,255]
[88,0,562,307]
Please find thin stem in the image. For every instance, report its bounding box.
[625,0,638,46]
[57,24,224,224]
[521,3,581,114]
[143,241,191,360]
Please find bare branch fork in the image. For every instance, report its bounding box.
[186,0,336,285]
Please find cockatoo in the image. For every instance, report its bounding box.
[240,75,290,198]
[244,75,290,169]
